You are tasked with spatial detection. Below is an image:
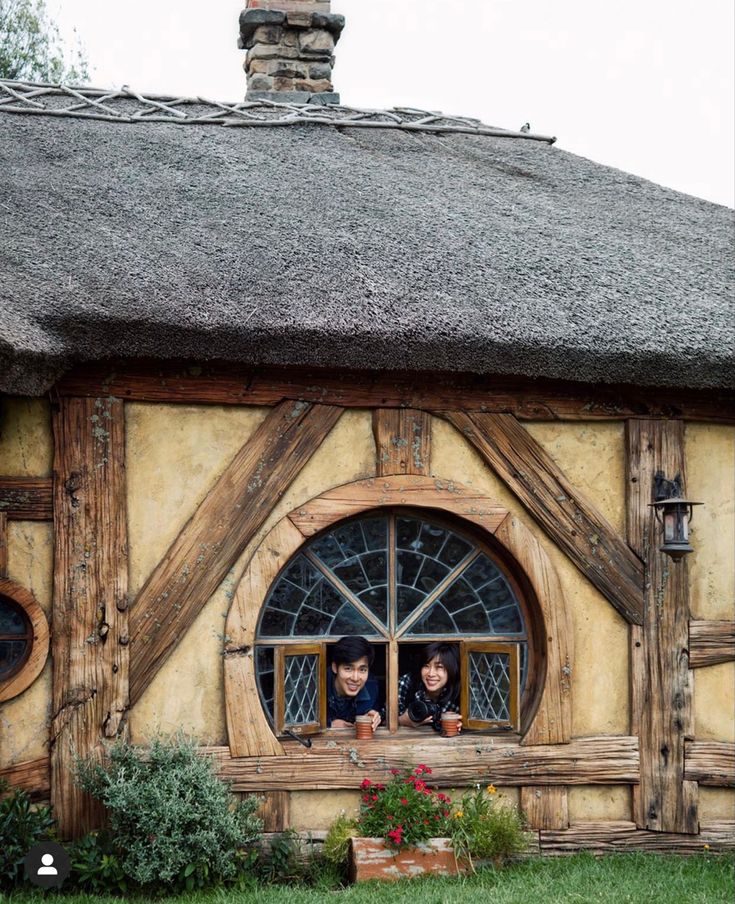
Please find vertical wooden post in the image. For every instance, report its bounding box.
[626,419,698,833]
[520,786,569,830]
[373,409,431,476]
[0,512,7,578]
[51,397,128,839]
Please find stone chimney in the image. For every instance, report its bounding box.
[239,1,345,104]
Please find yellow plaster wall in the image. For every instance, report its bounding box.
[686,425,735,622]
[699,788,735,822]
[0,398,53,476]
[0,522,53,766]
[568,786,630,821]
[432,417,629,737]
[0,399,54,768]
[127,404,376,744]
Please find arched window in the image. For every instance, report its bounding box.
[0,595,32,680]
[254,510,534,736]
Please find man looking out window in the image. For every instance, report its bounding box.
[327,635,381,730]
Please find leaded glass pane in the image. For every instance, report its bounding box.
[469,651,511,722]
[256,646,275,722]
[0,600,27,635]
[0,640,27,679]
[259,554,375,637]
[310,517,388,626]
[284,654,319,725]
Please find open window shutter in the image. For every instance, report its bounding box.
[460,641,520,730]
[274,643,326,736]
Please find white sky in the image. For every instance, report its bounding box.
[52,0,734,207]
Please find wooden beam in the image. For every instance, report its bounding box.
[373,408,431,475]
[129,401,342,705]
[521,786,569,830]
[256,792,291,832]
[207,735,639,791]
[625,419,697,834]
[442,411,644,625]
[0,512,6,577]
[53,362,735,423]
[689,620,735,668]
[51,397,129,839]
[0,756,50,801]
[0,477,53,520]
[540,821,735,854]
[685,741,735,787]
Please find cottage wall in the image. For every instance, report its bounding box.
[1,396,733,832]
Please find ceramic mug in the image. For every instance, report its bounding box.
[355,714,374,740]
[441,712,461,737]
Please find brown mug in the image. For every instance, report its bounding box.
[355,715,374,740]
[441,712,461,737]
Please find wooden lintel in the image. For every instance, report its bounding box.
[442,411,644,625]
[51,397,129,839]
[129,401,342,705]
[0,756,50,801]
[689,620,735,668]
[206,735,639,791]
[52,362,735,424]
[685,741,735,787]
[540,821,735,854]
[0,477,53,520]
[625,419,697,834]
[373,408,431,475]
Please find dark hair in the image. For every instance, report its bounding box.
[331,635,375,667]
[414,642,460,706]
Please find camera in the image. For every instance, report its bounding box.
[407,698,439,723]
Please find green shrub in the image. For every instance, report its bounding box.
[323,813,358,870]
[68,831,127,894]
[0,780,55,889]
[450,784,530,870]
[75,735,262,891]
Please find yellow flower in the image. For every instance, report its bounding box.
[453,810,464,819]
[486,784,497,795]
[704,844,711,850]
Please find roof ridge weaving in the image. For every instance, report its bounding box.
[0,79,556,143]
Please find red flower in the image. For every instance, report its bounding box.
[443,809,450,817]
[390,768,400,775]
[424,766,432,774]
[376,783,386,791]
[400,797,408,805]
[362,794,370,803]
[414,780,426,792]
[371,794,378,801]
[360,778,372,790]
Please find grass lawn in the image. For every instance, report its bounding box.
[3,853,734,904]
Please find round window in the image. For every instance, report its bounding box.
[0,594,33,680]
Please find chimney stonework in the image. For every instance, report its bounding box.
[239,0,345,104]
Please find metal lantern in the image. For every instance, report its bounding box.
[650,474,703,562]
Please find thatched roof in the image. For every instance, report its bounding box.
[1,81,733,396]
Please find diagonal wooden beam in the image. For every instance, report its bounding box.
[440,411,644,625]
[129,401,342,705]
[373,408,431,475]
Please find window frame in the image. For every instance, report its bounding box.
[273,642,327,736]
[460,640,520,731]
[224,474,573,759]
[254,508,534,738]
[0,577,50,703]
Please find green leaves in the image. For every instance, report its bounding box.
[0,0,89,82]
[0,779,55,889]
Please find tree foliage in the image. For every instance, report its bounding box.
[0,0,88,82]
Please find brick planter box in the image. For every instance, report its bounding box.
[349,836,468,882]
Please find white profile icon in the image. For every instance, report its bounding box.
[37,853,58,876]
